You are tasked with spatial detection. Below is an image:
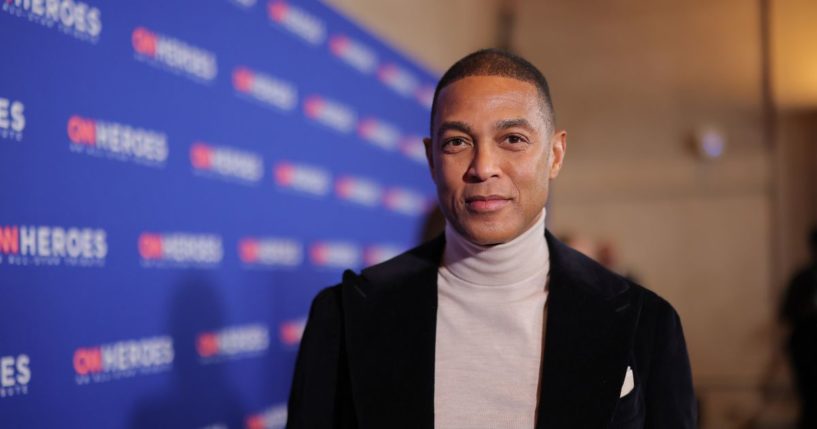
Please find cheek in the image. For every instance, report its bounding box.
[436,158,464,192]
[513,157,550,197]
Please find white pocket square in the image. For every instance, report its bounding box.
[620,366,635,398]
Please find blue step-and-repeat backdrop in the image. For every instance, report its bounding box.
[0,0,437,427]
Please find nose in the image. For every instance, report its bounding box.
[465,144,501,182]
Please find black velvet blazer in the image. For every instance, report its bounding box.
[287,230,697,428]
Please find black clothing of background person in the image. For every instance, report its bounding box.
[781,228,817,429]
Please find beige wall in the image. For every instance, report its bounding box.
[772,0,817,109]
[512,2,774,427]
[775,111,817,284]
[771,0,817,285]
[325,0,815,427]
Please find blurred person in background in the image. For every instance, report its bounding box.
[597,240,640,285]
[287,49,696,429]
[781,228,817,429]
[560,233,598,261]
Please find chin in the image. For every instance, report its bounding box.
[460,221,517,246]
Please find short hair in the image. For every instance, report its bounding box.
[430,48,555,136]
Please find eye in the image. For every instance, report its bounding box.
[442,137,470,153]
[506,134,526,144]
[501,134,529,150]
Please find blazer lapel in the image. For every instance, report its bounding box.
[536,231,641,428]
[340,235,443,429]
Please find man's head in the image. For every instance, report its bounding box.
[424,49,567,246]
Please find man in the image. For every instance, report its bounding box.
[287,49,696,428]
[781,228,817,429]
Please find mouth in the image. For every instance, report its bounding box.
[464,195,512,213]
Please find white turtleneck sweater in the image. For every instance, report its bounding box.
[434,209,550,429]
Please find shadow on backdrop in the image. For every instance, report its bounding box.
[130,277,246,429]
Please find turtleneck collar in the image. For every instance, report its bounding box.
[441,208,549,286]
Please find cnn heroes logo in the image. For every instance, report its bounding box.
[67,115,168,167]
[309,241,360,269]
[273,161,331,197]
[0,225,107,267]
[73,336,173,385]
[384,187,432,216]
[2,0,102,42]
[279,319,305,346]
[0,354,31,399]
[190,142,263,184]
[246,403,287,429]
[267,0,324,45]
[303,95,356,134]
[0,98,25,141]
[335,176,382,208]
[376,63,434,110]
[232,66,297,112]
[132,27,217,83]
[364,244,402,266]
[329,35,377,74]
[400,136,428,164]
[357,117,400,151]
[196,324,269,363]
[238,237,302,268]
[139,232,223,268]
[271,160,431,216]
[378,63,418,98]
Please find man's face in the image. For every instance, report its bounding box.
[424,75,566,245]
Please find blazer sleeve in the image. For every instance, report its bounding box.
[287,285,348,429]
[644,298,698,428]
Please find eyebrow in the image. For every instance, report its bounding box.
[495,118,535,132]
[436,121,473,139]
[435,118,536,139]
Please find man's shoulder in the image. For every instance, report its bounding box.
[548,233,677,317]
[630,279,681,321]
[307,235,443,312]
[337,234,444,295]
[317,232,681,320]
[616,275,686,344]
[361,235,443,281]
[607,273,679,322]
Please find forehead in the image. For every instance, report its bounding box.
[434,75,543,129]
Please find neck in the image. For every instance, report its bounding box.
[442,209,549,286]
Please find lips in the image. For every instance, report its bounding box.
[465,195,512,213]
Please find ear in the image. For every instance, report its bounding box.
[548,130,567,179]
[423,137,436,181]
